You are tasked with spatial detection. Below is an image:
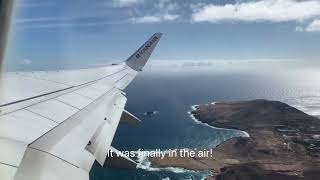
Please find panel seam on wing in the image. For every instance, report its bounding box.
[55,99,81,110]
[28,147,80,169]
[0,161,18,168]
[25,109,60,124]
[15,72,74,86]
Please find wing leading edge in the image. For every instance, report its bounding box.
[0,33,162,180]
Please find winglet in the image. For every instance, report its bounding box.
[126,33,162,71]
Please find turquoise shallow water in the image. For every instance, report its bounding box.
[90,63,320,180]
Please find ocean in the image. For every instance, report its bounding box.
[90,60,320,180]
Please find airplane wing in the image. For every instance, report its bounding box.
[0,33,162,180]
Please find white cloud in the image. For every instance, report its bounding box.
[17,2,54,8]
[294,19,320,32]
[157,0,171,9]
[305,19,320,32]
[15,16,71,23]
[129,14,179,23]
[192,0,320,23]
[18,21,120,29]
[129,16,162,23]
[295,26,304,32]
[22,59,32,65]
[112,0,143,7]
[157,0,178,12]
[127,0,179,23]
[14,14,123,29]
[163,14,179,21]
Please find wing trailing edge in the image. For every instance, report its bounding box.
[103,147,137,170]
[120,109,141,126]
[126,33,162,71]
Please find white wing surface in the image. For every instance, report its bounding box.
[0,33,162,180]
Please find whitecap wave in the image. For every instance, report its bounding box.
[135,149,194,173]
[133,149,212,178]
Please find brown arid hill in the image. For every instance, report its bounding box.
[150,100,320,180]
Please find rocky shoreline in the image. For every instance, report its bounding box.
[150,99,320,180]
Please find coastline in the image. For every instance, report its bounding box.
[150,99,320,180]
[188,103,250,138]
[134,149,212,179]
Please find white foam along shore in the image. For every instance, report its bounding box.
[188,102,250,138]
[133,149,212,179]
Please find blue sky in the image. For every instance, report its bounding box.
[5,0,320,70]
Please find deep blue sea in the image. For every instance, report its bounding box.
[90,60,320,180]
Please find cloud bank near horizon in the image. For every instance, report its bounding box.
[191,0,320,23]
[13,0,320,32]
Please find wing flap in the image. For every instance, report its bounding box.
[103,147,137,170]
[85,92,127,165]
[15,148,90,180]
[120,109,141,126]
